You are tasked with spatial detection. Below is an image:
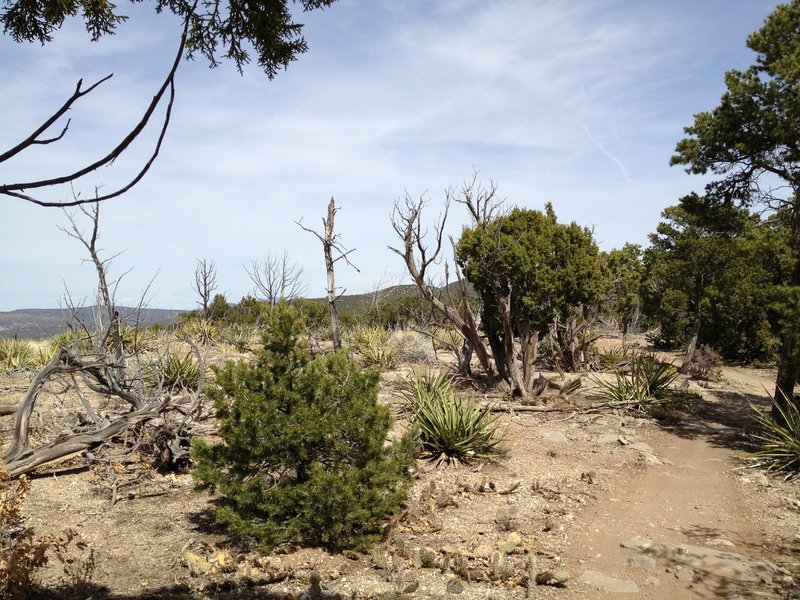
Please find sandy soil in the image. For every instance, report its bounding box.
[3,338,799,599]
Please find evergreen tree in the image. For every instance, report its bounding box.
[192,304,415,551]
[671,0,800,416]
[456,204,604,395]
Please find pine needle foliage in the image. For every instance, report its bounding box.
[192,304,415,552]
[398,370,503,463]
[751,394,800,472]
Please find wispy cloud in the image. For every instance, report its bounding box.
[0,1,783,310]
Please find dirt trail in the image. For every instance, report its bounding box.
[563,415,779,598]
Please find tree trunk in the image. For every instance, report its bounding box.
[774,210,800,422]
[681,274,704,373]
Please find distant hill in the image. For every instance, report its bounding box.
[321,284,422,316]
[0,307,188,340]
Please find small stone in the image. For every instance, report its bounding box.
[577,570,639,593]
[628,441,654,453]
[675,566,697,582]
[543,430,568,443]
[446,578,464,594]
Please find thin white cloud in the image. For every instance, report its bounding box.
[0,1,784,310]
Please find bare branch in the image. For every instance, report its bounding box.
[245,251,307,306]
[0,21,187,207]
[192,258,219,313]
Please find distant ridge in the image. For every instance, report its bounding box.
[0,306,188,340]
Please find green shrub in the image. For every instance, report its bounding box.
[398,370,503,463]
[751,396,800,472]
[347,325,399,370]
[591,352,678,408]
[192,305,415,552]
[0,338,35,370]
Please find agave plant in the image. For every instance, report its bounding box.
[398,370,503,463]
[750,395,800,472]
[591,352,677,409]
[151,351,201,392]
[347,325,399,370]
[0,338,35,370]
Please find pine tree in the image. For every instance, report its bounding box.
[192,304,415,551]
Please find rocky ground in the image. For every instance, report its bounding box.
[4,339,800,599]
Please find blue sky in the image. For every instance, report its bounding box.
[0,0,784,311]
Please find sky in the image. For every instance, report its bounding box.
[0,0,785,311]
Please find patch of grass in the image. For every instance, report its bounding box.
[398,370,503,463]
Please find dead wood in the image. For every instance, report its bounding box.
[3,399,169,477]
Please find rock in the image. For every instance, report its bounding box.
[597,433,620,444]
[446,578,464,594]
[535,570,570,586]
[627,541,777,584]
[627,554,657,572]
[645,576,661,587]
[543,430,568,443]
[675,566,697,582]
[577,570,639,593]
[628,441,654,453]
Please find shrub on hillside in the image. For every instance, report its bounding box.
[192,305,415,552]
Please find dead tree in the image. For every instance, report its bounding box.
[0,24,187,207]
[1,204,205,477]
[193,258,219,315]
[389,191,494,378]
[245,251,307,307]
[61,203,125,372]
[296,197,358,350]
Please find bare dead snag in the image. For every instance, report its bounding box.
[245,251,307,307]
[389,191,494,379]
[192,258,219,315]
[296,197,358,350]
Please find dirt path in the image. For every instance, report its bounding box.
[562,415,781,598]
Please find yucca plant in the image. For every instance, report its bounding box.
[0,338,34,370]
[347,325,399,370]
[221,323,256,352]
[152,352,201,392]
[750,394,800,472]
[594,346,628,370]
[180,317,218,346]
[398,370,503,463]
[591,352,677,409]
